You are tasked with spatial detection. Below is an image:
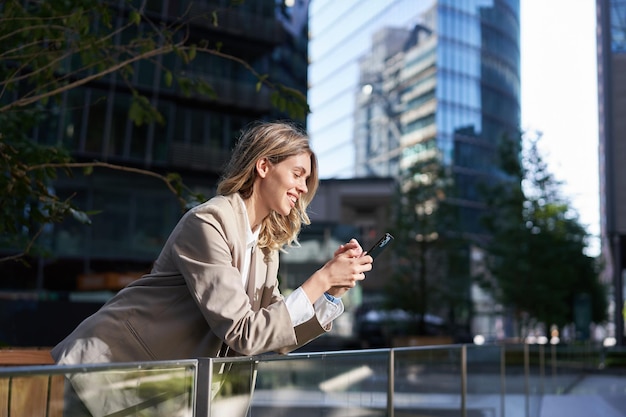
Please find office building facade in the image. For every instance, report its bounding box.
[310,0,519,238]
[308,0,520,335]
[597,0,626,344]
[1,0,309,291]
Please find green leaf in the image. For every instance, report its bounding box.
[153,109,165,125]
[166,172,182,183]
[270,91,280,108]
[128,100,145,125]
[178,78,192,97]
[196,80,216,98]
[255,75,268,92]
[129,10,141,26]
[164,70,173,87]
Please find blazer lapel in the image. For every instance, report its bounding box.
[246,247,265,310]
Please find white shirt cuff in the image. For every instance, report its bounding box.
[284,287,344,328]
[285,286,315,327]
[313,293,344,328]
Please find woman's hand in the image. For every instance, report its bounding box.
[324,239,372,298]
[301,238,372,303]
[334,238,363,257]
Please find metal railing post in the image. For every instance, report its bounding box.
[195,358,213,417]
[387,348,394,417]
[551,343,557,385]
[539,344,546,398]
[501,345,506,417]
[461,344,467,417]
[524,343,530,417]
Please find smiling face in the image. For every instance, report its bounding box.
[255,152,312,218]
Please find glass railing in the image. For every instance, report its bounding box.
[0,359,197,417]
[1,344,625,417]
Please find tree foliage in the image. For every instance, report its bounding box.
[386,152,472,336]
[478,133,607,335]
[0,0,309,263]
[0,0,308,119]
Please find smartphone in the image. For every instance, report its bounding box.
[365,232,394,260]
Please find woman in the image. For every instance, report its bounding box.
[52,120,373,416]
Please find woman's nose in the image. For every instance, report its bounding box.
[298,179,308,194]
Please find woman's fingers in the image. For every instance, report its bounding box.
[322,240,373,294]
[329,254,371,286]
[334,238,364,258]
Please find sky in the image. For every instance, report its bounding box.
[520,0,600,255]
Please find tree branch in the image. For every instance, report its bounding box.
[0,42,181,113]
[26,161,190,208]
[0,225,45,263]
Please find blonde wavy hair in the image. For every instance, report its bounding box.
[217,121,319,253]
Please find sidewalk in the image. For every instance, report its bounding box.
[250,372,626,417]
[540,374,626,417]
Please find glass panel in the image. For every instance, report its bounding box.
[466,344,505,416]
[208,115,224,150]
[549,344,593,393]
[84,90,108,154]
[92,188,132,256]
[611,0,626,52]
[129,120,149,159]
[225,350,391,416]
[110,94,131,158]
[527,344,545,417]
[132,193,177,256]
[394,346,463,415]
[503,344,533,417]
[64,89,87,150]
[189,109,206,145]
[210,360,258,416]
[87,174,178,259]
[0,361,196,417]
[153,102,172,163]
[2,346,625,416]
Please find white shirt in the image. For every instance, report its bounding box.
[238,195,343,328]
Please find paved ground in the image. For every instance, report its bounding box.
[539,374,626,417]
[242,373,626,417]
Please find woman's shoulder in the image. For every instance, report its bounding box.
[185,194,243,226]
[171,194,245,245]
[190,194,238,214]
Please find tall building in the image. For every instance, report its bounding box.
[308,0,520,335]
[597,0,626,345]
[0,0,309,291]
[310,0,520,238]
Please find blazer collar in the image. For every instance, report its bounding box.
[224,193,266,309]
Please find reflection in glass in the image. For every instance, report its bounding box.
[249,351,389,416]
[0,362,196,417]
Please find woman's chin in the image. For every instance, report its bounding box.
[283,203,295,216]
[275,207,291,217]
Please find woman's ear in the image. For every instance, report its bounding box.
[256,157,269,178]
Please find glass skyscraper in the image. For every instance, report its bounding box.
[309,0,520,236]
[597,0,626,345]
[308,0,520,338]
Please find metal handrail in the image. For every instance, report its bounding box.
[0,344,623,417]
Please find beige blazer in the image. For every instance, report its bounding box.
[52,193,327,365]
